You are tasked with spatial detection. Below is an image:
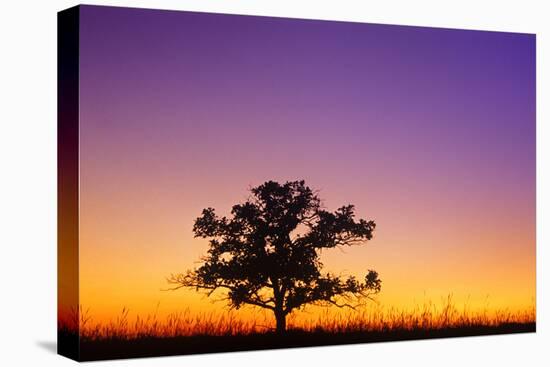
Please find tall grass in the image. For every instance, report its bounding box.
[60,296,535,341]
[291,295,535,333]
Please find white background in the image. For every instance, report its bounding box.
[0,0,547,365]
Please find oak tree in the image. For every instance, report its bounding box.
[167,180,381,333]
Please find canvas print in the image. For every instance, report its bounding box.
[58,5,536,361]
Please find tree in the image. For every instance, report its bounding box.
[167,180,381,333]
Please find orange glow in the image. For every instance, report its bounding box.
[78,174,535,326]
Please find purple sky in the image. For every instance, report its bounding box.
[79,5,535,185]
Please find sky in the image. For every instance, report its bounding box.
[74,5,535,323]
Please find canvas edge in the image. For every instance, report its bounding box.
[57,4,81,362]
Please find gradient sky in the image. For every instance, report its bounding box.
[77,5,535,322]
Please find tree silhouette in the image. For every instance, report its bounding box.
[167,180,381,333]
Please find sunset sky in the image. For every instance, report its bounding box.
[75,6,535,322]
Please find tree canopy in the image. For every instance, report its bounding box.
[168,180,380,332]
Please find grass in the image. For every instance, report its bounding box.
[58,296,536,361]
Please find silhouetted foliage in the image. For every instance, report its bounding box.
[168,180,380,333]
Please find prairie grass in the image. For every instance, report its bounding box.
[60,295,535,341]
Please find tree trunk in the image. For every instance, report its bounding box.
[275,310,286,334]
